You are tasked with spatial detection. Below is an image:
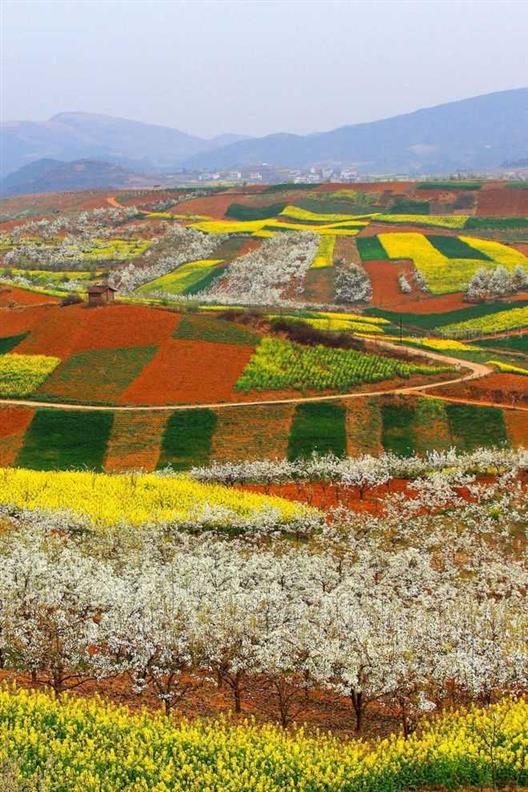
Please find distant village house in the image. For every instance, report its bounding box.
[87,284,117,307]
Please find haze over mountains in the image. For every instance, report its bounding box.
[1,88,526,192]
[0,112,249,178]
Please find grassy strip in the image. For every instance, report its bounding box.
[365,301,528,330]
[465,216,528,229]
[416,181,482,190]
[262,183,317,193]
[225,203,286,220]
[381,401,416,457]
[16,408,113,471]
[356,236,388,261]
[0,332,28,354]
[446,403,508,451]
[38,346,157,403]
[157,408,217,470]
[288,402,346,459]
[174,315,259,345]
[426,235,491,260]
[476,335,528,353]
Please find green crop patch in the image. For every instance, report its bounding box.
[476,335,528,353]
[157,408,217,470]
[426,235,491,260]
[288,402,346,460]
[356,236,388,262]
[381,402,416,457]
[174,315,259,346]
[17,408,113,471]
[0,332,29,354]
[417,181,482,190]
[225,203,286,221]
[465,217,528,229]
[38,346,157,403]
[388,197,430,215]
[446,403,508,451]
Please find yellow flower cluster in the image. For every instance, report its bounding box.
[136,260,224,296]
[442,306,528,336]
[0,688,526,791]
[0,353,60,397]
[487,359,528,376]
[0,467,310,528]
[460,235,528,266]
[280,205,371,224]
[311,235,336,268]
[377,214,469,229]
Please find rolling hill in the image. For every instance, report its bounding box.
[0,112,249,177]
[0,158,156,196]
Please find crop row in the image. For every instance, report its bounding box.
[235,337,449,393]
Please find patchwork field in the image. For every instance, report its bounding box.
[0,393,525,473]
[0,183,527,791]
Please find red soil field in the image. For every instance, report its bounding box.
[477,187,528,217]
[120,338,255,404]
[168,193,243,219]
[0,304,55,337]
[362,259,419,310]
[72,304,180,352]
[15,306,86,359]
[0,286,58,307]
[390,291,471,314]
[0,405,35,466]
[437,373,528,407]
[239,473,527,514]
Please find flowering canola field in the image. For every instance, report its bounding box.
[0,688,526,792]
[0,467,309,527]
[0,353,60,397]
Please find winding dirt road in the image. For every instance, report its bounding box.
[0,343,498,413]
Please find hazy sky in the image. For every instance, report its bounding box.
[2,0,527,138]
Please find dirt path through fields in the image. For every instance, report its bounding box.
[0,345,494,412]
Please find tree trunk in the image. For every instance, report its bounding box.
[350,690,363,732]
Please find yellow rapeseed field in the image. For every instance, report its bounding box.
[0,688,526,791]
[0,353,60,397]
[0,467,310,527]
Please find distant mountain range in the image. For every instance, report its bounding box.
[0,111,249,178]
[186,88,528,174]
[1,89,526,187]
[0,158,156,196]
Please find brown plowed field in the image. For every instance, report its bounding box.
[477,187,528,216]
[436,372,528,406]
[0,286,58,306]
[72,304,180,351]
[0,405,35,466]
[0,304,56,337]
[15,306,87,359]
[362,258,418,309]
[119,338,255,404]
